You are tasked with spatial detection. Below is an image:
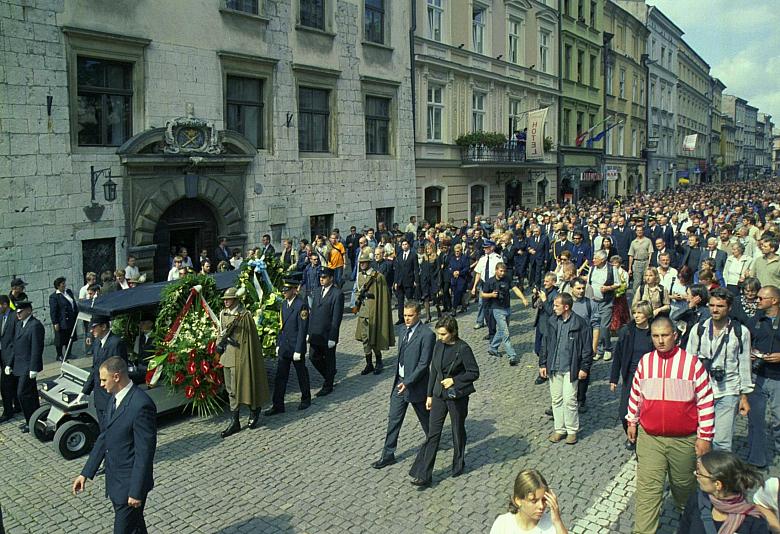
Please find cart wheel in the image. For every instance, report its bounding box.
[53,420,97,460]
[30,405,52,442]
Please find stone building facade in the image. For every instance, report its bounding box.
[413,0,560,222]
[675,39,710,185]
[1,0,416,315]
[722,95,747,180]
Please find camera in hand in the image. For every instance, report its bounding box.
[710,366,725,382]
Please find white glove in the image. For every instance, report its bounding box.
[3,366,11,376]
[276,346,280,357]
[327,340,336,349]
[293,352,301,361]
[29,371,38,379]
[75,393,85,404]
[306,335,310,342]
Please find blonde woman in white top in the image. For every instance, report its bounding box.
[490,469,567,534]
[723,242,754,296]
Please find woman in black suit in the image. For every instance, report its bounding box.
[409,316,479,488]
[609,299,655,450]
[48,276,78,361]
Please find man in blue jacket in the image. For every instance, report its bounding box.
[72,356,156,534]
[266,278,311,414]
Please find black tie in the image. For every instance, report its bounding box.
[403,327,412,347]
[108,395,117,420]
[485,255,490,279]
[321,287,325,298]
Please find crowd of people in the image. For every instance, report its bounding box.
[5,179,780,532]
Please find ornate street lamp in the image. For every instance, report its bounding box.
[84,166,117,222]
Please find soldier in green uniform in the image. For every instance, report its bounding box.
[354,249,395,375]
[217,287,270,438]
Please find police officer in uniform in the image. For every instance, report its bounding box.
[266,278,312,414]
[308,267,344,397]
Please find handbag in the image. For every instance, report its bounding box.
[443,344,461,399]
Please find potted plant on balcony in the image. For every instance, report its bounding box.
[544,136,554,152]
[455,132,507,159]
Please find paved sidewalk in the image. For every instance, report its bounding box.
[1,299,777,533]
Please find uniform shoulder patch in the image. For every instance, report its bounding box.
[300,309,309,320]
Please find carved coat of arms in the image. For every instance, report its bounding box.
[164,116,223,155]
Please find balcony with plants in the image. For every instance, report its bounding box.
[456,131,554,164]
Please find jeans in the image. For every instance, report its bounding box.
[595,300,613,354]
[747,374,780,466]
[549,372,579,434]
[475,293,486,327]
[334,267,343,287]
[712,394,740,451]
[490,308,516,360]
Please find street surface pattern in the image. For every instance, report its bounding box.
[1,301,777,533]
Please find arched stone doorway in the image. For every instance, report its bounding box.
[153,198,219,281]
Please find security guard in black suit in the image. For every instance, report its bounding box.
[266,278,312,414]
[308,267,344,397]
[6,300,44,432]
[77,315,128,429]
[73,357,156,534]
[0,295,19,422]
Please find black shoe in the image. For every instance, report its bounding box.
[20,424,29,433]
[247,409,261,429]
[509,359,519,366]
[452,468,464,478]
[298,401,311,411]
[624,440,636,451]
[55,355,63,362]
[221,412,241,438]
[18,422,27,430]
[0,414,12,423]
[578,403,588,414]
[361,364,375,375]
[372,456,397,469]
[487,350,498,357]
[315,387,333,397]
[373,365,383,375]
[534,375,547,385]
[544,407,553,416]
[410,478,431,488]
[264,406,285,416]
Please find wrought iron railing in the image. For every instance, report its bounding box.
[460,140,528,163]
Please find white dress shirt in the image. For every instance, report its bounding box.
[114,381,134,408]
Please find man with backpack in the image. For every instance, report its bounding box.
[588,250,619,361]
[569,278,600,413]
[686,287,752,452]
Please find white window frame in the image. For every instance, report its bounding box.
[472,91,486,132]
[606,125,613,155]
[427,84,444,141]
[632,75,637,102]
[509,99,523,132]
[619,68,626,98]
[472,5,486,54]
[632,128,638,157]
[606,64,613,95]
[427,0,443,42]
[539,30,550,73]
[508,19,521,64]
[618,124,625,156]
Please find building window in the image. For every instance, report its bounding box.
[632,75,637,102]
[300,0,325,30]
[427,0,443,41]
[365,95,390,155]
[563,109,570,145]
[310,214,334,242]
[225,0,258,14]
[617,124,625,156]
[82,238,116,283]
[376,207,394,229]
[660,46,665,65]
[472,6,486,54]
[576,112,584,138]
[364,0,384,44]
[76,57,133,146]
[470,184,485,219]
[650,82,655,106]
[472,92,486,132]
[577,50,584,83]
[619,69,626,98]
[226,75,263,148]
[589,0,596,26]
[632,129,638,157]
[298,87,330,152]
[606,64,613,95]
[589,54,597,86]
[424,186,442,224]
[427,85,443,141]
[639,81,644,107]
[509,99,523,133]
[508,20,520,64]
[589,113,596,131]
[577,0,584,21]
[563,0,571,16]
[564,45,572,80]
[539,30,550,73]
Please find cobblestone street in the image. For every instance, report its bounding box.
[1,301,778,533]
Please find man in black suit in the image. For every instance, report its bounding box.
[266,279,311,415]
[611,216,634,266]
[214,236,231,265]
[77,315,128,429]
[393,239,419,325]
[650,237,674,268]
[5,300,44,433]
[698,237,728,274]
[0,296,18,422]
[657,215,676,251]
[49,276,78,361]
[260,233,275,259]
[372,301,435,469]
[308,268,344,397]
[677,234,704,275]
[73,356,156,534]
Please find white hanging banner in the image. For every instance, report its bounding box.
[526,107,549,160]
[683,134,697,152]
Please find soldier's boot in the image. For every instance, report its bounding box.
[360,353,375,375]
[221,410,241,438]
[248,409,262,430]
[373,351,383,375]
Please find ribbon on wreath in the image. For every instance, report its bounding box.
[149,285,219,386]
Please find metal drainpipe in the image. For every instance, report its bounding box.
[556,0,563,204]
[410,0,417,140]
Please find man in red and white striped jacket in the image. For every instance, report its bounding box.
[625,316,714,534]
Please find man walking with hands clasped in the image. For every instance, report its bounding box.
[372,301,435,469]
